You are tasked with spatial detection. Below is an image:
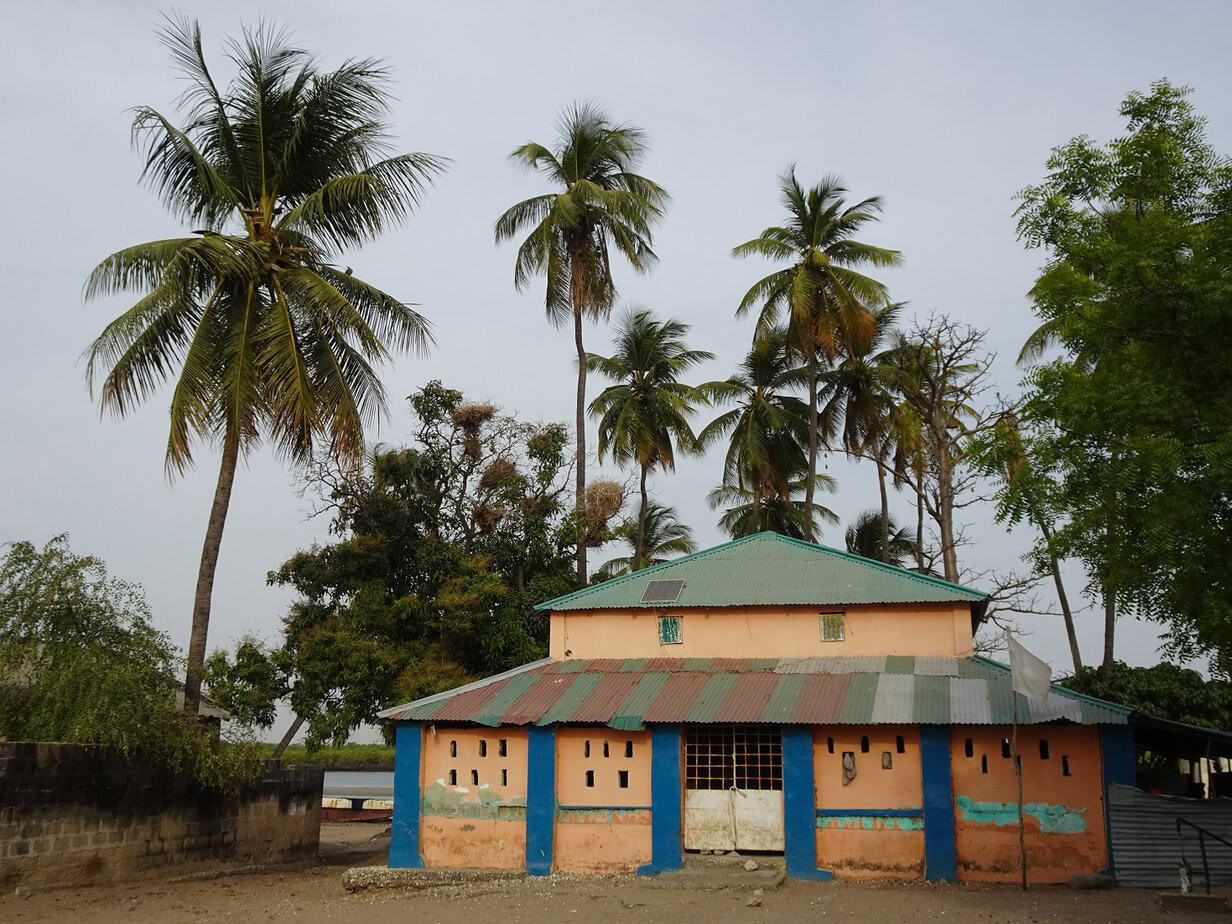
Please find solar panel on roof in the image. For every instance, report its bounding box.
[640,579,685,604]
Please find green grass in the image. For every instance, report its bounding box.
[260,743,395,771]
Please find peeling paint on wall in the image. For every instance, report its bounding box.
[556,808,651,824]
[815,815,924,831]
[955,796,1086,833]
[422,781,527,820]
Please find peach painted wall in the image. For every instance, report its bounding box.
[420,726,528,869]
[813,725,924,878]
[548,604,974,660]
[949,725,1107,883]
[554,727,653,873]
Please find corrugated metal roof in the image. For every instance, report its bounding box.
[380,655,1130,729]
[534,532,989,612]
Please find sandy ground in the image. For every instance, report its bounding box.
[0,823,1209,923]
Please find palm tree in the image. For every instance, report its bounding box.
[708,470,839,540]
[84,18,443,714]
[697,330,812,534]
[596,502,696,578]
[819,303,911,562]
[586,309,711,570]
[733,168,900,542]
[844,509,919,567]
[494,104,669,581]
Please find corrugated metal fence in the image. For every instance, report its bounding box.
[1109,783,1232,887]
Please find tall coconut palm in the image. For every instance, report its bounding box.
[495,104,669,581]
[708,469,839,540]
[844,509,919,567]
[596,502,696,578]
[819,303,910,562]
[84,18,444,714]
[586,309,710,570]
[697,330,812,534]
[733,169,900,542]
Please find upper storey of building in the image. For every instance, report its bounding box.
[536,532,989,660]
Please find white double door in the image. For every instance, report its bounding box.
[682,724,785,852]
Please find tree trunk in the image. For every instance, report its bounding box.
[183,432,240,715]
[935,434,959,582]
[1035,512,1082,674]
[271,714,305,761]
[635,463,649,571]
[875,450,890,564]
[915,472,925,571]
[1101,586,1116,683]
[573,306,588,583]
[804,351,819,543]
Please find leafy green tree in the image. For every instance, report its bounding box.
[84,18,445,715]
[844,509,919,567]
[494,104,669,581]
[708,471,838,540]
[597,502,697,578]
[0,536,263,790]
[1061,661,1232,732]
[207,382,620,751]
[819,303,912,562]
[1015,81,1232,676]
[697,330,812,534]
[733,168,900,541]
[587,309,711,569]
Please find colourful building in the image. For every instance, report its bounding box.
[378,532,1135,882]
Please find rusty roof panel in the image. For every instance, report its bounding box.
[642,672,710,722]
[714,672,780,722]
[791,673,851,724]
[500,674,578,725]
[385,654,1129,729]
[535,673,602,726]
[567,672,643,724]
[684,674,739,723]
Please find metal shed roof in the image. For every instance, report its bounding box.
[377,655,1128,729]
[534,532,989,612]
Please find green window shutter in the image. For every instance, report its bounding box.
[658,615,682,645]
[819,612,845,642]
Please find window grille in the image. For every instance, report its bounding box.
[658,615,682,645]
[819,612,845,641]
[685,724,782,791]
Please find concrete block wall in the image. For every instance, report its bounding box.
[0,742,322,891]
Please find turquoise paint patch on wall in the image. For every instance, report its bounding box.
[815,815,924,831]
[422,782,527,820]
[955,796,1086,833]
[556,808,651,823]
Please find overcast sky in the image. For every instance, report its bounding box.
[3,1,1230,741]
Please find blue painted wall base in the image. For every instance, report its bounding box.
[919,724,957,882]
[1099,725,1135,877]
[637,725,683,875]
[526,725,556,875]
[783,725,833,880]
[389,722,424,868]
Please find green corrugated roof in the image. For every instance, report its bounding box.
[536,532,988,612]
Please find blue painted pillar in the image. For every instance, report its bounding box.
[389,721,424,868]
[782,725,833,880]
[637,724,683,875]
[1100,724,1135,877]
[525,725,556,876]
[919,725,957,882]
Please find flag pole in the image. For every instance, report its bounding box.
[1012,687,1027,891]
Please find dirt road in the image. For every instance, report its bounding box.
[0,824,1200,922]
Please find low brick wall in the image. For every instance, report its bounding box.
[0,742,322,891]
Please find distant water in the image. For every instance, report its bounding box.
[323,770,394,799]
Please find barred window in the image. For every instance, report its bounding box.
[820,612,845,641]
[685,725,782,792]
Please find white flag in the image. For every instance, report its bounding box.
[1007,633,1052,703]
